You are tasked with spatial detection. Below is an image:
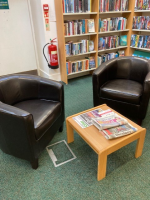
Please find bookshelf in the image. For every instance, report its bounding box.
[134,10,150,13]
[99,11,131,14]
[66,51,96,58]
[98,29,129,34]
[129,1,150,56]
[98,46,128,53]
[132,29,150,32]
[55,0,136,84]
[63,12,98,15]
[130,46,150,52]
[65,32,97,38]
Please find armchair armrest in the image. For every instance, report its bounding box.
[92,59,116,106]
[0,102,37,161]
[39,77,64,103]
[139,72,150,118]
[93,58,117,89]
[145,71,150,83]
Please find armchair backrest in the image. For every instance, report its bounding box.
[0,75,39,105]
[107,56,150,84]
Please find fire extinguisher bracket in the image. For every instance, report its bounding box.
[48,64,59,69]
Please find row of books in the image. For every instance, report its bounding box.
[98,35,127,50]
[99,17,127,32]
[132,53,150,60]
[64,19,95,36]
[62,0,92,13]
[65,40,94,56]
[131,34,150,49]
[132,50,150,60]
[135,0,150,10]
[98,50,124,65]
[99,0,129,12]
[132,16,150,30]
[66,57,95,74]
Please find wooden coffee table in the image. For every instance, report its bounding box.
[66,104,146,181]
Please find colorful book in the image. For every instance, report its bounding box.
[120,35,127,46]
[88,19,95,32]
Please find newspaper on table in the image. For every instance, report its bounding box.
[92,110,128,131]
[91,109,137,139]
[102,123,137,140]
[73,108,103,128]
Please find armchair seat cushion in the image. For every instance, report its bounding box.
[100,79,143,105]
[14,99,61,140]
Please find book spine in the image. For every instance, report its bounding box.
[74,0,76,12]
[82,0,85,12]
[71,0,74,12]
[80,21,82,34]
[66,0,69,13]
[82,19,85,33]
[66,62,69,74]
[88,0,90,12]
[79,0,82,12]
[65,44,70,56]
[85,0,88,12]
[85,19,88,33]
[68,0,71,12]
[76,0,79,12]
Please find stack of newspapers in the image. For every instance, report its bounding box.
[73,108,137,139]
[92,109,137,140]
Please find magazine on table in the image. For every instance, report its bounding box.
[102,123,138,140]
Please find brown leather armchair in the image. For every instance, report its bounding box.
[0,74,64,169]
[92,56,150,124]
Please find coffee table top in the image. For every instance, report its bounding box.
[66,104,146,154]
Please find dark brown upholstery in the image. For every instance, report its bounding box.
[0,74,64,169]
[92,56,150,122]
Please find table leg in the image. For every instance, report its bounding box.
[135,129,146,158]
[66,118,74,143]
[97,151,107,181]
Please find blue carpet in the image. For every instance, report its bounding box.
[0,75,150,200]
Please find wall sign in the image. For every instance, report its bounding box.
[43,4,50,31]
[0,0,9,9]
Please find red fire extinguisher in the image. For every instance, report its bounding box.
[43,38,59,69]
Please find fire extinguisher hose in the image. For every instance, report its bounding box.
[43,43,51,68]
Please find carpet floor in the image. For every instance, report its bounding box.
[1,75,150,200]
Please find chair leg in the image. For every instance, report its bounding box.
[59,123,64,132]
[137,119,143,126]
[30,158,38,169]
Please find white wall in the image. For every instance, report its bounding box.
[29,0,61,81]
[0,0,37,76]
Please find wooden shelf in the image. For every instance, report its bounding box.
[130,46,150,52]
[55,0,134,84]
[66,51,96,58]
[63,12,97,15]
[67,68,96,76]
[98,46,127,53]
[98,29,129,35]
[132,29,150,32]
[99,11,131,14]
[134,10,150,13]
[65,33,97,38]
